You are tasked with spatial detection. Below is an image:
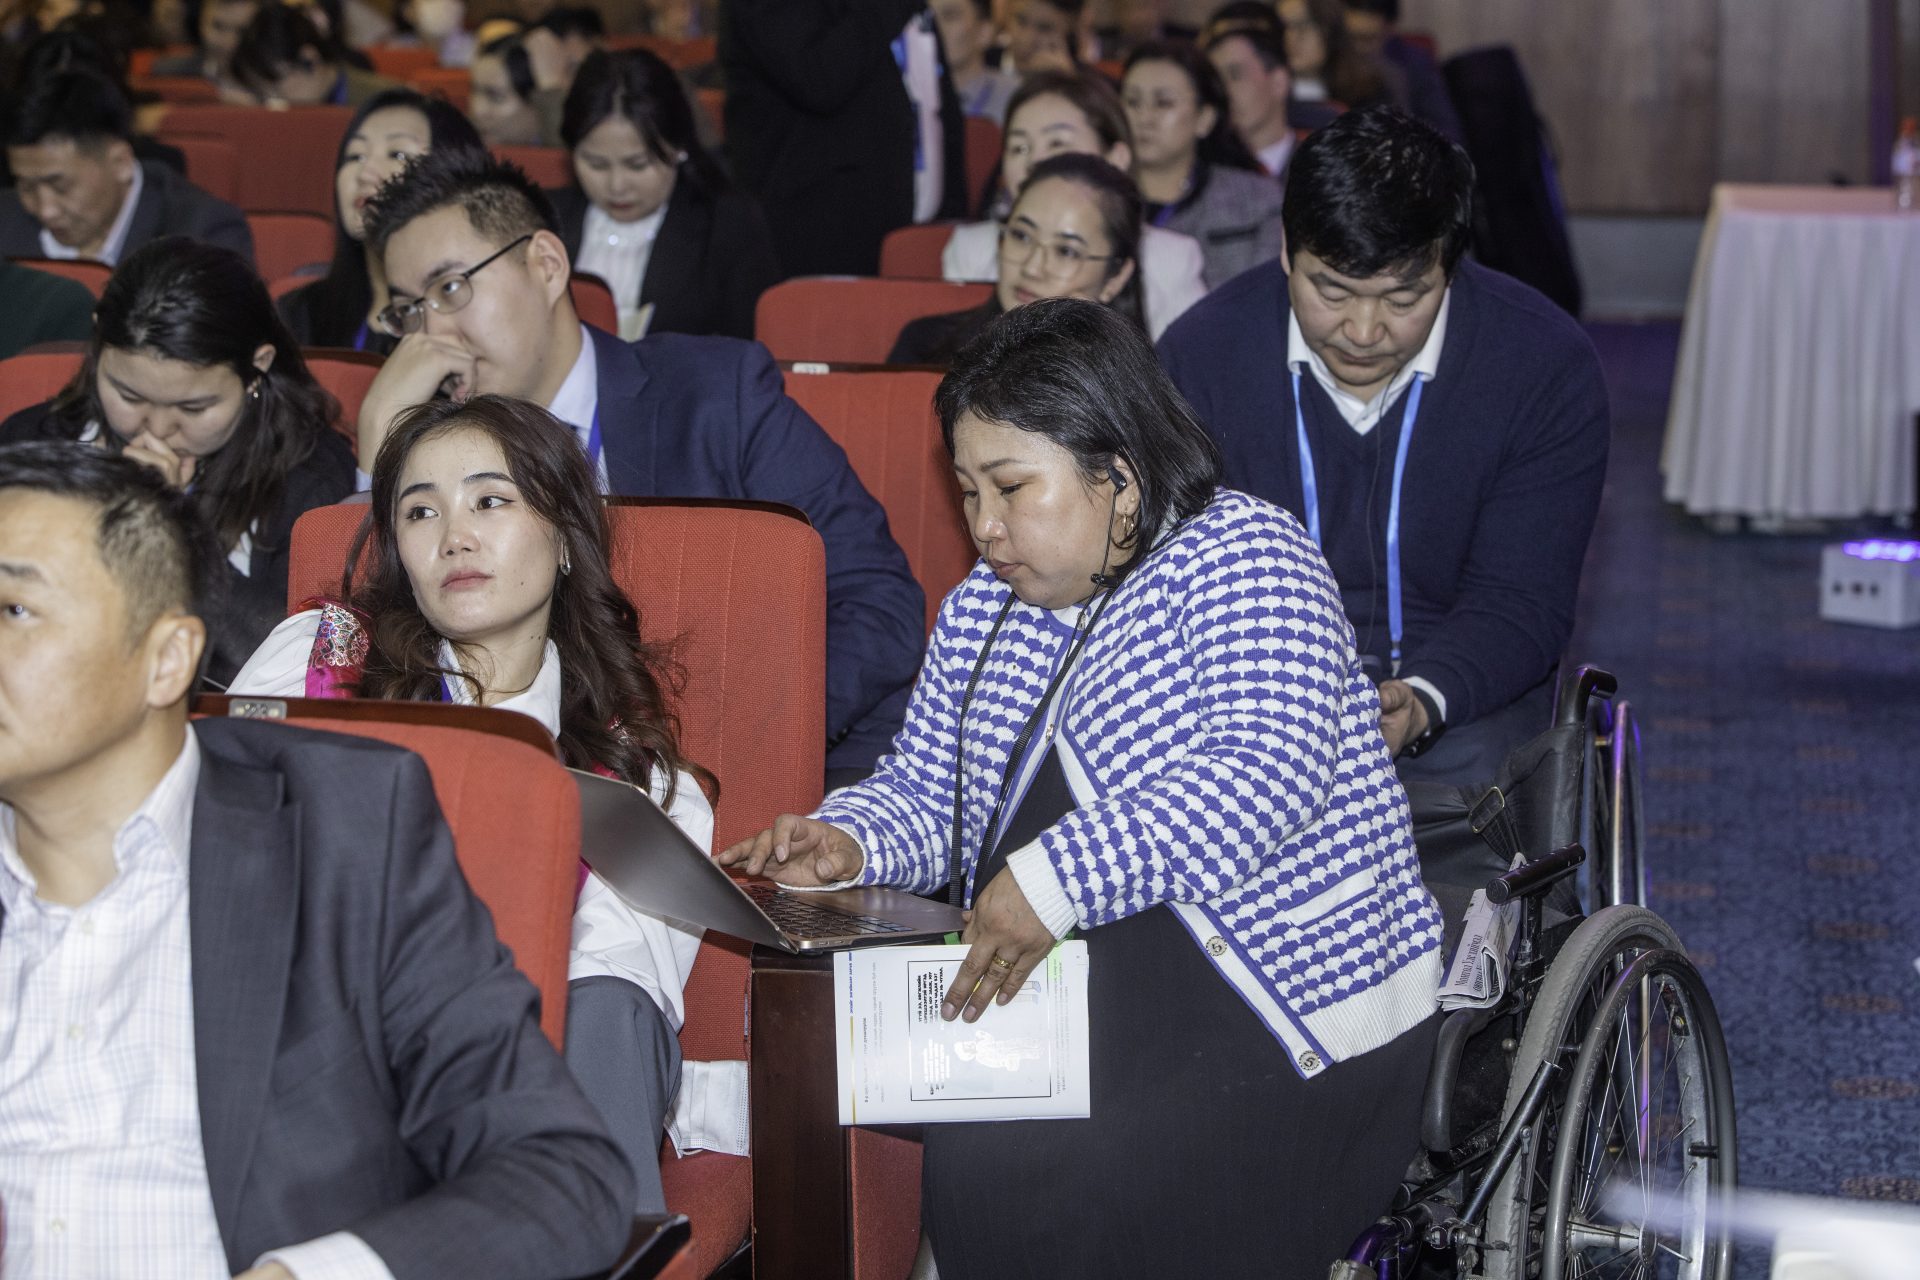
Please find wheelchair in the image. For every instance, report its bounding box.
[1335,666,1738,1280]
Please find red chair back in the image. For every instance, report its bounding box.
[755,278,992,365]
[570,273,619,334]
[879,222,957,280]
[305,348,384,445]
[782,367,972,630]
[367,44,441,78]
[158,104,352,217]
[406,65,471,111]
[137,75,221,104]
[0,349,83,420]
[161,134,241,203]
[248,211,337,282]
[269,273,313,300]
[607,33,717,69]
[963,115,1001,211]
[191,696,578,1049]
[695,87,724,141]
[8,258,111,298]
[494,144,572,188]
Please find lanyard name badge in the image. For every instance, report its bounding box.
[584,404,605,479]
[1290,371,1424,674]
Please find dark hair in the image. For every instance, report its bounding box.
[44,237,340,555]
[477,32,537,102]
[537,4,603,40]
[1005,68,1132,157]
[0,441,223,636]
[1292,0,1386,107]
[1345,0,1400,23]
[22,21,133,90]
[231,3,341,96]
[353,395,713,802]
[1010,152,1146,332]
[362,144,557,260]
[560,48,728,192]
[5,68,132,148]
[935,298,1219,577]
[1022,0,1086,17]
[1282,104,1474,278]
[1122,40,1261,173]
[960,0,991,17]
[1201,3,1288,71]
[296,88,489,342]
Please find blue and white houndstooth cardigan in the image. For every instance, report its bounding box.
[815,488,1443,1078]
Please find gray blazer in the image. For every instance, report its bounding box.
[0,718,636,1277]
[1157,163,1285,291]
[0,159,254,266]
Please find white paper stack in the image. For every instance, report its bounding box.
[833,942,1091,1125]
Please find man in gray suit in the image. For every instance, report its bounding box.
[0,70,254,266]
[0,441,632,1278]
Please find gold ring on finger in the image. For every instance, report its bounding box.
[990,955,1014,970]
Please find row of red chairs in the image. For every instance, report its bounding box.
[129,33,719,84]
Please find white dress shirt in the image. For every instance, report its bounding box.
[545,324,609,491]
[228,614,750,1156]
[940,220,1211,341]
[0,733,392,1280]
[1286,288,1454,720]
[40,163,143,265]
[1257,131,1296,181]
[575,205,666,342]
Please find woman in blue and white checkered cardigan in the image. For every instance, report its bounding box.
[722,298,1443,1279]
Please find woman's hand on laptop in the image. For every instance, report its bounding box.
[717,815,865,886]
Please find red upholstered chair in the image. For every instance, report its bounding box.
[571,273,620,334]
[286,499,826,1276]
[406,65,471,111]
[367,44,441,78]
[755,278,992,365]
[136,75,221,104]
[163,134,241,203]
[158,104,352,217]
[8,257,111,297]
[695,88,724,141]
[963,114,1001,212]
[248,211,336,282]
[607,34,718,69]
[188,696,578,1049]
[495,144,572,188]
[305,348,384,446]
[782,367,974,631]
[879,222,958,280]
[0,349,82,420]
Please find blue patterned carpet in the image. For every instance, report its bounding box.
[1570,322,1920,1273]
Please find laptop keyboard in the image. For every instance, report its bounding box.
[742,883,915,939]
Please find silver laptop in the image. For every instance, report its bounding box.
[572,769,965,952]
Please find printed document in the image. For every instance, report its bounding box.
[834,942,1091,1124]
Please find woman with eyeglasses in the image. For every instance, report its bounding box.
[939,69,1206,341]
[549,48,778,341]
[0,238,356,684]
[1122,40,1284,289]
[889,153,1143,367]
[278,88,489,353]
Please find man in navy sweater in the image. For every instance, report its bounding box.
[356,148,926,781]
[1158,106,1608,785]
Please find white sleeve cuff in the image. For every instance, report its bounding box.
[256,1231,396,1280]
[1003,843,1080,939]
[1402,675,1448,724]
[667,1058,751,1156]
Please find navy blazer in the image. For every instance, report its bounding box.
[0,159,255,266]
[590,326,926,770]
[0,719,635,1277]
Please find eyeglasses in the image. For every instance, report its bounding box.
[998,223,1120,278]
[376,233,533,338]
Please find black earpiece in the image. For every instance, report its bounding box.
[1108,467,1128,491]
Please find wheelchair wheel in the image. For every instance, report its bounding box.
[1479,906,1682,1279]
[1542,946,1736,1278]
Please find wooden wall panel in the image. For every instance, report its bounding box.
[1717,0,1873,186]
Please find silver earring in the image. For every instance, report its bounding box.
[559,549,572,576]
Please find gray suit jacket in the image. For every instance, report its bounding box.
[0,718,635,1277]
[0,160,255,266]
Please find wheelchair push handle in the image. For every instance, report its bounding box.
[1553,665,1619,727]
[1487,843,1586,905]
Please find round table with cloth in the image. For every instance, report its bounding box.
[1661,183,1920,521]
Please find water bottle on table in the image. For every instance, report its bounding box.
[1894,117,1920,212]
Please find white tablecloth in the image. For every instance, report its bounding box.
[1661,184,1920,519]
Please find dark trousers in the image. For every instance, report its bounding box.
[1396,679,1555,788]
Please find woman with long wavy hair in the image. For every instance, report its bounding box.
[0,236,356,683]
[229,393,725,1214]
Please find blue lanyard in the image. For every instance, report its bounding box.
[351,321,369,352]
[1291,371,1424,673]
[584,403,604,475]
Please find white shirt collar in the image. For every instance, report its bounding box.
[544,324,607,489]
[1287,284,1451,435]
[1258,131,1296,179]
[435,638,564,739]
[39,162,144,265]
[582,200,667,249]
[0,729,200,911]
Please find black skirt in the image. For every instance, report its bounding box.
[922,747,1437,1280]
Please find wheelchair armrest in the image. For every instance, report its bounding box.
[1553,665,1618,727]
[1487,844,1586,905]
